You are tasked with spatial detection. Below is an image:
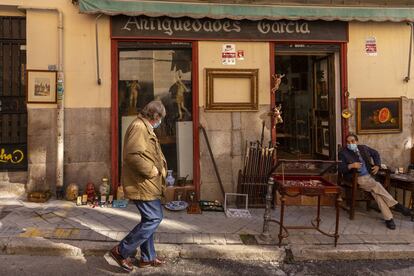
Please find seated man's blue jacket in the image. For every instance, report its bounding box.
[338,144,381,181]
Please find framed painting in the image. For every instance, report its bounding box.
[26,70,57,104]
[356,97,402,134]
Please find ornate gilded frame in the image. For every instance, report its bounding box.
[205,68,258,111]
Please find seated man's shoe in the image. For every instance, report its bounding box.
[138,257,166,268]
[110,245,134,272]
[394,203,412,217]
[385,219,396,230]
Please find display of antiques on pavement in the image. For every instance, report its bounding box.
[163,169,202,214]
[237,140,277,208]
[61,177,127,209]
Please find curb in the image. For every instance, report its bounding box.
[2,237,414,262]
[0,237,285,262]
[290,243,414,261]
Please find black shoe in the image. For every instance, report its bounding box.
[385,219,396,230]
[394,203,412,216]
[110,246,134,272]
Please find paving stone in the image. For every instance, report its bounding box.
[159,233,177,244]
[105,231,120,241]
[77,229,93,240]
[193,233,211,244]
[210,234,226,245]
[373,234,408,244]
[398,234,414,243]
[300,234,318,245]
[224,234,243,244]
[313,234,336,245]
[286,235,306,245]
[176,233,194,244]
[357,234,377,244]
[338,234,364,244]
[87,231,108,241]
[255,234,279,245]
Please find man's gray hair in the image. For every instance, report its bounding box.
[141,100,166,120]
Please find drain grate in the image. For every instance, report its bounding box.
[239,234,258,245]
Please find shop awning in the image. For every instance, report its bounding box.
[77,0,414,22]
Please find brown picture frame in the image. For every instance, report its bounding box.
[205,68,258,111]
[356,97,402,134]
[26,70,57,104]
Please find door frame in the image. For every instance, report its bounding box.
[110,39,200,198]
[270,42,349,159]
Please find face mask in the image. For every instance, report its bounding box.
[347,143,358,152]
[152,119,162,129]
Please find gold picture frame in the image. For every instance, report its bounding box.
[356,97,402,134]
[205,68,258,111]
[26,70,57,104]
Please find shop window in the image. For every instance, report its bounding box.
[118,42,193,183]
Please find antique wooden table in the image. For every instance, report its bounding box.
[390,173,414,221]
[271,161,341,247]
[273,175,341,246]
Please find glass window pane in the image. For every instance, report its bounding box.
[118,43,193,182]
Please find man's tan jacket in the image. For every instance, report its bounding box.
[121,114,167,201]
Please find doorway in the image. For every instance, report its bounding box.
[274,44,339,160]
[0,17,27,171]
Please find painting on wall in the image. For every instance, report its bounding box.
[356,97,402,134]
[26,70,57,103]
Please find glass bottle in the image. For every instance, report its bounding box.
[99,177,110,196]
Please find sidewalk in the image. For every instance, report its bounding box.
[0,198,414,262]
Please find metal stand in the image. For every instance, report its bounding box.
[260,176,286,242]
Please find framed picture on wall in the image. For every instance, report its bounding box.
[356,97,402,134]
[26,70,57,104]
[205,68,258,111]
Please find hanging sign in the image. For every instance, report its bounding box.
[365,37,377,56]
[222,44,236,65]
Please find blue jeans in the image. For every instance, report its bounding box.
[119,199,163,261]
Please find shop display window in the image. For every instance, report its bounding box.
[118,42,193,183]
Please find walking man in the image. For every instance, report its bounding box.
[109,100,167,272]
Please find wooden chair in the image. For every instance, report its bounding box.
[338,168,390,220]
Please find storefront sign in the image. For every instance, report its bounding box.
[365,36,377,56]
[112,16,348,42]
[0,144,27,171]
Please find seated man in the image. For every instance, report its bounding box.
[339,133,411,229]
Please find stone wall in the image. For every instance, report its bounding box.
[199,105,271,201]
[27,108,111,194]
[0,171,27,198]
[27,108,57,193]
[347,97,413,169]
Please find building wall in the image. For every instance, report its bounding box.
[1,2,413,198]
[198,42,271,200]
[347,22,414,168]
[0,1,112,193]
[0,1,27,197]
